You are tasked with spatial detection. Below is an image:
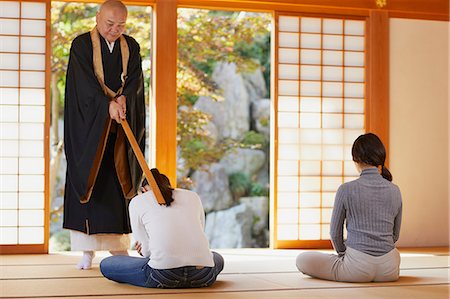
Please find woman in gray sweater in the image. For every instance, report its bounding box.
[296,133,403,282]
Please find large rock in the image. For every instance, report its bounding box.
[240,196,270,248]
[251,98,270,140]
[243,66,267,103]
[220,148,266,177]
[191,163,234,213]
[205,203,253,248]
[195,62,250,139]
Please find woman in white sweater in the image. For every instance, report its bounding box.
[100,173,224,288]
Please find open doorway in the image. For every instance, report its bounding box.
[49,2,152,252]
[176,8,272,248]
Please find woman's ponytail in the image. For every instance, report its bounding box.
[381,165,393,182]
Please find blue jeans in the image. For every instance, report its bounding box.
[100,252,224,288]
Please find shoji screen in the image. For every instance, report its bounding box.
[0,0,48,252]
[275,14,366,248]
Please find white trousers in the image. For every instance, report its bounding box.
[296,247,400,282]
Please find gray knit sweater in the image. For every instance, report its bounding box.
[330,167,403,256]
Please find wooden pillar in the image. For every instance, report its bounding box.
[153,0,178,183]
[367,10,390,163]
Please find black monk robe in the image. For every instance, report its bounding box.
[63,31,145,234]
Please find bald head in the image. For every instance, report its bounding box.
[96,0,128,43]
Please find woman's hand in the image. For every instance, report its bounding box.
[135,241,143,256]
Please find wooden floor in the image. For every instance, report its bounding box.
[1,248,449,299]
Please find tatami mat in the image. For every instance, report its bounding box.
[1,248,449,299]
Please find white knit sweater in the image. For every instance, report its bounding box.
[129,188,214,269]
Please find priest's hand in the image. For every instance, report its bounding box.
[141,184,151,193]
[109,100,126,123]
[115,95,127,113]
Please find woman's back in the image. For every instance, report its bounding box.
[331,167,402,256]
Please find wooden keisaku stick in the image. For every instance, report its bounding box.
[120,119,166,205]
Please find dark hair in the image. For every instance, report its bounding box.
[159,173,174,206]
[351,133,393,181]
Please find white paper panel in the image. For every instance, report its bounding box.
[345,36,364,51]
[277,224,298,240]
[300,97,320,112]
[0,227,17,244]
[299,128,321,144]
[344,160,359,176]
[20,71,45,88]
[343,145,353,160]
[344,129,363,145]
[19,227,43,244]
[278,176,299,192]
[0,19,19,35]
[323,50,342,66]
[323,35,342,50]
[299,145,321,160]
[278,112,298,128]
[299,192,320,207]
[299,208,320,224]
[300,33,321,49]
[0,123,19,139]
[1,70,19,87]
[0,174,17,192]
[322,113,342,128]
[321,224,331,237]
[301,18,321,33]
[20,140,43,157]
[323,19,342,34]
[322,192,335,207]
[300,49,321,65]
[300,176,321,192]
[0,53,18,69]
[19,192,44,209]
[322,129,343,144]
[344,67,364,82]
[344,83,364,98]
[323,145,343,160]
[278,80,298,96]
[0,104,18,122]
[0,36,19,52]
[322,161,342,176]
[278,144,298,160]
[344,114,364,129]
[19,157,44,174]
[278,128,299,144]
[279,48,299,64]
[0,88,19,105]
[18,174,43,191]
[278,208,299,224]
[300,112,320,128]
[279,64,299,80]
[20,105,44,122]
[279,16,299,32]
[21,2,46,19]
[21,20,45,36]
[345,20,365,36]
[20,54,45,71]
[300,65,320,80]
[0,192,18,209]
[19,210,43,226]
[20,88,45,105]
[344,98,364,113]
[279,32,299,48]
[277,160,298,176]
[0,140,18,156]
[0,157,17,174]
[344,52,364,67]
[322,98,342,113]
[20,123,43,140]
[0,210,17,226]
[322,176,342,191]
[321,208,333,222]
[21,37,46,53]
[300,225,320,240]
[322,66,342,81]
[323,82,342,97]
[278,96,299,112]
[0,1,20,17]
[277,192,299,208]
[300,81,320,96]
[300,161,320,176]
